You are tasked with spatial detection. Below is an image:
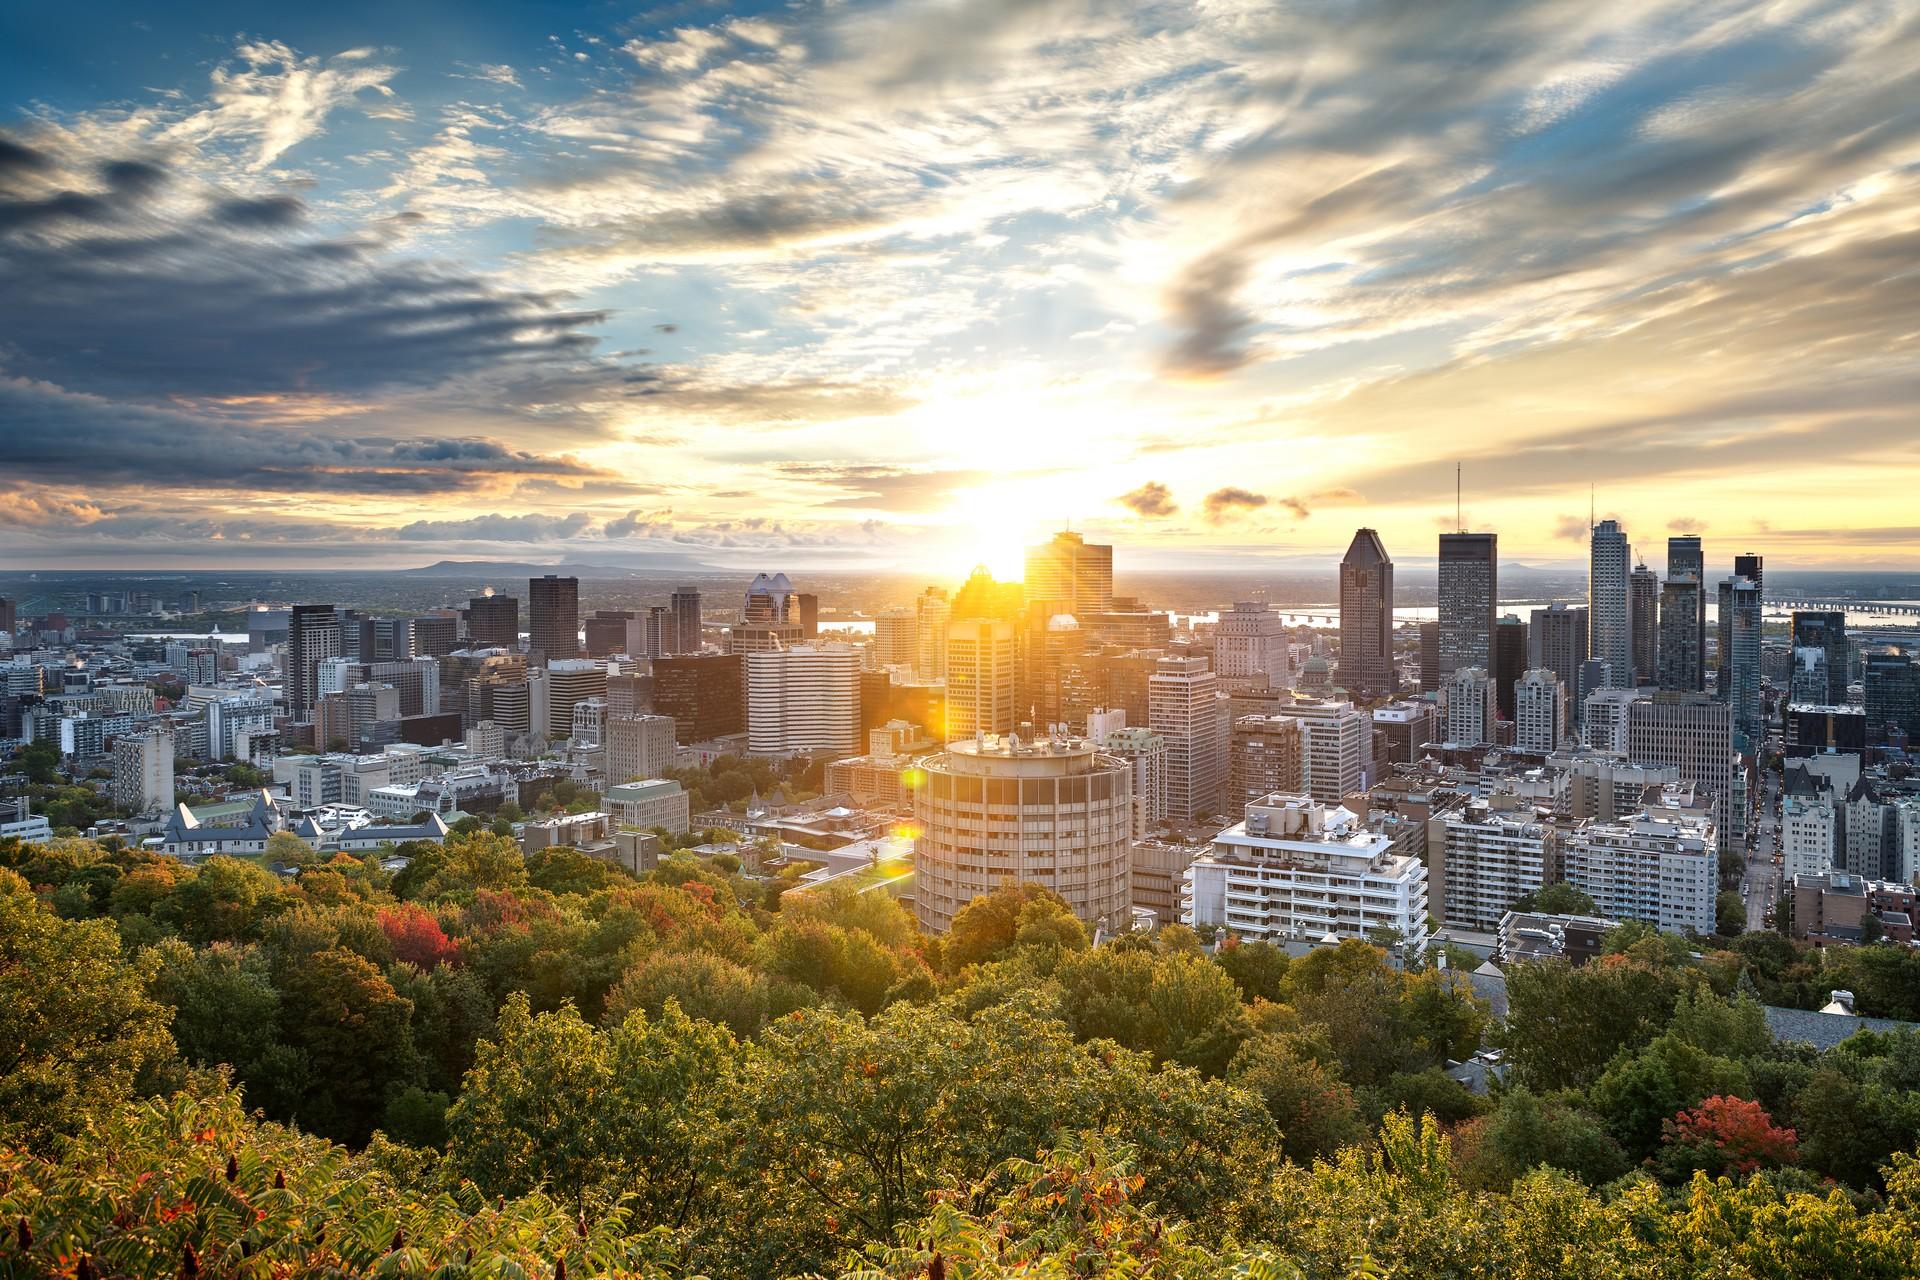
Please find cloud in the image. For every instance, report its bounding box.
[779,464,994,512]
[1117,482,1177,518]
[457,63,522,89]
[1668,517,1708,534]
[1553,515,1592,544]
[1203,487,1269,523]
[604,508,676,538]
[0,485,107,529]
[163,40,405,168]
[390,512,595,541]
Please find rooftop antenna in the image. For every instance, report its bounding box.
[1589,483,1596,531]
[1455,463,1463,533]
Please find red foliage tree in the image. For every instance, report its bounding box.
[1659,1094,1797,1177]
[378,902,461,969]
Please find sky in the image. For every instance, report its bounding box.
[1,0,1917,577]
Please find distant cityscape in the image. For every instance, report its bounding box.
[5,518,1917,960]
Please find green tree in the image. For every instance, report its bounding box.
[1454,1088,1628,1190]
[0,868,176,1151]
[944,883,1083,969]
[605,949,770,1039]
[1228,1032,1365,1162]
[276,946,421,1144]
[1501,957,1690,1090]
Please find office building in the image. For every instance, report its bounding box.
[1440,666,1498,745]
[527,575,580,664]
[604,713,676,785]
[1718,576,1762,749]
[1150,655,1226,821]
[1215,602,1291,687]
[583,610,636,657]
[545,660,607,741]
[913,735,1134,934]
[1228,714,1304,806]
[1337,528,1395,700]
[1514,668,1567,752]
[1629,563,1659,685]
[1863,649,1920,744]
[651,653,745,743]
[1657,575,1704,692]
[1791,611,1850,705]
[1733,552,1764,597]
[1437,532,1497,677]
[1590,519,1633,689]
[1417,621,1440,693]
[412,615,459,658]
[1785,703,1866,757]
[602,779,692,836]
[285,603,341,722]
[1373,701,1438,765]
[1096,724,1169,834]
[1582,687,1637,753]
[1428,801,1552,929]
[1024,530,1114,614]
[111,730,175,813]
[945,618,1016,740]
[466,592,519,650]
[1183,795,1429,952]
[746,643,861,754]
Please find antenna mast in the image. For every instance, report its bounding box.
[1455,463,1463,533]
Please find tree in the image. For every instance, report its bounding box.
[944,883,1082,969]
[1455,1088,1628,1191]
[1501,957,1689,1090]
[1586,1031,1751,1160]
[377,901,461,969]
[275,947,420,1144]
[265,830,313,866]
[162,855,286,945]
[0,869,176,1151]
[1656,1095,1797,1179]
[1228,1032,1365,1162]
[447,993,735,1229]
[15,740,60,784]
[604,949,770,1039]
[1512,881,1597,915]
[1214,937,1290,1003]
[1714,889,1747,937]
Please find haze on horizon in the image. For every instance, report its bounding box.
[2,0,1917,576]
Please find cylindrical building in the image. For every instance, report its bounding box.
[912,734,1133,934]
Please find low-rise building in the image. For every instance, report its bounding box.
[602,778,692,836]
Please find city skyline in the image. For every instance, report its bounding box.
[3,1,1919,573]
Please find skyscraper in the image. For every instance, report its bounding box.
[1437,532,1497,677]
[527,575,580,665]
[1657,575,1704,692]
[1733,552,1764,598]
[1666,536,1705,689]
[1024,530,1114,615]
[746,644,861,754]
[1337,528,1395,700]
[915,587,951,681]
[1529,602,1589,699]
[1514,669,1567,753]
[1493,614,1528,721]
[1589,519,1633,688]
[1791,611,1850,705]
[1629,563,1659,684]
[670,587,703,654]
[1215,602,1290,686]
[465,593,519,649]
[285,603,341,721]
[1718,576,1762,750]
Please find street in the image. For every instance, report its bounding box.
[1744,747,1782,932]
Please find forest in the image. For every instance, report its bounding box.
[4,828,1920,1278]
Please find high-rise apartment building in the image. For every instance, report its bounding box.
[527,575,580,664]
[1718,576,1762,749]
[1275,697,1368,804]
[1228,714,1304,805]
[1657,575,1704,692]
[1560,808,1716,936]
[1337,529,1395,700]
[1150,655,1226,821]
[746,643,861,754]
[1215,602,1291,686]
[1589,519,1633,688]
[1629,563,1659,684]
[1733,552,1764,597]
[466,592,520,649]
[1440,666,1497,745]
[1667,535,1705,688]
[1024,530,1114,615]
[1428,802,1551,929]
[913,736,1134,934]
[1863,650,1920,744]
[606,713,677,784]
[872,607,919,669]
[1529,602,1590,703]
[1493,615,1528,720]
[1514,668,1567,752]
[944,618,1016,740]
[915,587,951,682]
[1627,693,1738,852]
[285,603,341,722]
[1184,795,1429,952]
[111,730,175,813]
[1437,532,1497,677]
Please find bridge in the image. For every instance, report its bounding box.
[1769,599,1920,618]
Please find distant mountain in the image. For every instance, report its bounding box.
[399,555,719,578]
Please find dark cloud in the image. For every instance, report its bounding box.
[390,512,595,541]
[1117,481,1177,517]
[0,377,604,497]
[0,133,610,400]
[1203,487,1268,522]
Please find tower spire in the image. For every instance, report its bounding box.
[1456,463,1462,533]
